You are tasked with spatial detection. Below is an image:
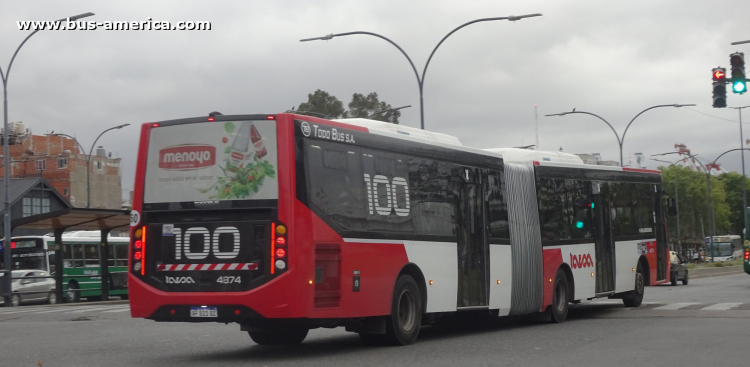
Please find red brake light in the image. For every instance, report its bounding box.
[266,115,275,120]
[134,240,143,249]
[270,223,276,274]
[152,123,160,127]
[140,226,147,275]
[10,242,16,249]
[134,251,142,260]
[275,236,286,246]
[208,116,215,121]
[745,250,749,260]
[275,248,286,258]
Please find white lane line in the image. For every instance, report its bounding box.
[35,306,101,314]
[653,303,700,310]
[67,306,123,313]
[701,303,742,311]
[0,307,55,314]
[101,308,130,313]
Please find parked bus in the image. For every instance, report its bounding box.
[1,231,130,303]
[706,235,742,262]
[129,114,670,345]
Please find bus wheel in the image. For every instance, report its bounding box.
[66,282,80,303]
[384,275,422,345]
[623,263,645,307]
[550,269,569,323]
[248,328,308,345]
[47,292,57,305]
[682,273,689,285]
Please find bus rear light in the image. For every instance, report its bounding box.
[271,223,276,274]
[276,225,286,235]
[133,262,141,272]
[208,116,215,121]
[234,309,241,315]
[134,240,143,249]
[152,123,160,127]
[134,251,142,260]
[745,250,749,260]
[275,236,286,246]
[275,248,286,258]
[266,115,275,120]
[140,226,146,275]
[134,228,142,239]
[275,260,286,270]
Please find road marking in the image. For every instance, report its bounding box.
[67,306,125,313]
[700,303,742,311]
[35,306,103,314]
[653,303,700,310]
[101,308,130,313]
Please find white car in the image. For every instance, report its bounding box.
[0,270,57,307]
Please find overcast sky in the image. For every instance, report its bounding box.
[2,0,750,196]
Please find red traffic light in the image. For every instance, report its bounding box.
[712,68,726,81]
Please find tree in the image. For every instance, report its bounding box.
[292,89,345,119]
[717,172,750,236]
[345,92,401,124]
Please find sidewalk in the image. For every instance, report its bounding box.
[689,265,745,278]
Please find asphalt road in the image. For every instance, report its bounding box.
[1,274,748,367]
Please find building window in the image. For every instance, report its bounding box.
[64,188,69,196]
[35,160,45,170]
[96,161,103,170]
[22,198,31,217]
[57,157,67,169]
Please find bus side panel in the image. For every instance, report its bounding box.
[614,240,640,293]
[403,241,458,313]
[489,245,513,315]
[541,248,562,310]
[554,243,596,300]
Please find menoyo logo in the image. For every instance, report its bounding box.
[159,145,216,170]
[570,253,594,269]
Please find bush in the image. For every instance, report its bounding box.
[712,262,725,267]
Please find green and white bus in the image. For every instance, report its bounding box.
[7,231,130,302]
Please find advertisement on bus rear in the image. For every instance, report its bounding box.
[143,120,278,203]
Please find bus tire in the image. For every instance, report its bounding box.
[682,273,689,285]
[550,268,569,323]
[248,328,308,345]
[66,281,80,303]
[623,263,645,307]
[384,275,422,345]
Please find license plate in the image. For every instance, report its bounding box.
[190,307,217,318]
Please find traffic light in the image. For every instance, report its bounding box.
[730,52,746,94]
[712,67,727,108]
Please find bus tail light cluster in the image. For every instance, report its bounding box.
[133,226,146,275]
[745,249,749,260]
[271,223,288,273]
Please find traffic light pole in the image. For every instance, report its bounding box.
[730,106,750,242]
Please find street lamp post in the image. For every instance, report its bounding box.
[53,124,130,209]
[367,105,411,119]
[546,104,695,166]
[1,12,95,306]
[300,14,543,130]
[651,154,700,255]
[729,106,750,243]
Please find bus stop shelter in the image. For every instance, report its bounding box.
[6,208,130,303]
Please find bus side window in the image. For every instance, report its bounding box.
[115,244,128,267]
[84,243,100,267]
[107,243,115,267]
[487,173,509,240]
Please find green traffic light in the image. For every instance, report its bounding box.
[733,80,747,93]
[576,221,584,229]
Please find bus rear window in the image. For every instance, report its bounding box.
[143,120,278,204]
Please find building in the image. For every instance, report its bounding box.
[0,123,122,209]
[0,177,70,236]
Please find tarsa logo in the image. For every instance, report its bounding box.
[166,276,195,284]
[570,253,594,269]
[159,145,216,170]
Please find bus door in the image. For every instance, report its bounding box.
[655,187,668,281]
[592,182,615,294]
[455,167,489,308]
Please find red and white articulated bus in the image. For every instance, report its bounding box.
[129,113,670,345]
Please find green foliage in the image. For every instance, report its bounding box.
[660,165,737,242]
[345,92,401,124]
[717,172,750,236]
[293,90,401,124]
[198,160,276,200]
[293,89,346,119]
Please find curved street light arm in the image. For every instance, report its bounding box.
[51,133,86,157]
[622,104,692,145]
[708,148,750,170]
[329,31,421,94]
[553,110,621,145]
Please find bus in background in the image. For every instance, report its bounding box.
[706,235,741,262]
[128,114,669,346]
[1,232,130,303]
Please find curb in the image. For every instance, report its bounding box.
[2,299,128,308]
[689,266,745,279]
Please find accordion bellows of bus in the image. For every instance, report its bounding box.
[128,114,671,346]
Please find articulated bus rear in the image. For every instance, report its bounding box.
[129,114,307,322]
